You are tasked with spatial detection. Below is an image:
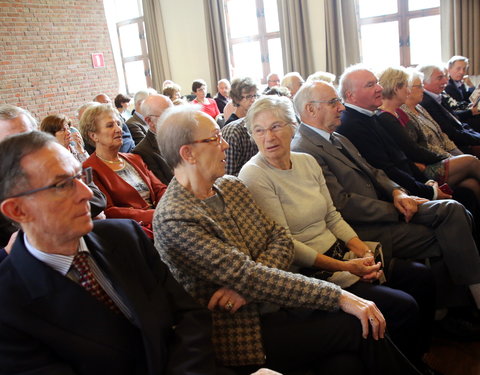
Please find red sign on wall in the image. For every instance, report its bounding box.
[91,53,105,68]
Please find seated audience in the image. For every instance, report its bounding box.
[163,83,182,102]
[92,94,135,153]
[239,96,435,367]
[262,72,281,93]
[281,72,305,97]
[133,94,174,184]
[114,93,132,121]
[214,79,231,113]
[192,79,220,119]
[417,64,480,155]
[126,89,155,145]
[222,77,259,175]
[292,79,480,336]
[445,55,477,104]
[40,114,89,163]
[377,66,480,202]
[153,104,421,375]
[307,71,336,84]
[80,104,166,238]
[0,131,222,375]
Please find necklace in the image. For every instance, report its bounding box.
[97,154,123,164]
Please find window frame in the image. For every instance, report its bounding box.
[357,0,440,67]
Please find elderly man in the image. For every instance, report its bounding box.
[0,131,222,375]
[133,94,174,184]
[417,64,480,153]
[214,79,231,113]
[262,72,281,93]
[291,80,480,338]
[281,72,304,96]
[93,93,135,152]
[445,56,477,103]
[126,89,156,144]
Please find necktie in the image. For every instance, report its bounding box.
[71,252,120,314]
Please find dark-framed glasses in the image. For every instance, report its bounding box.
[188,133,224,145]
[240,94,260,100]
[251,122,289,138]
[309,97,343,107]
[7,167,93,199]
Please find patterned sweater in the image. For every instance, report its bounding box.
[153,176,342,366]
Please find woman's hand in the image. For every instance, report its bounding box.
[208,287,247,314]
[338,290,386,340]
[71,131,86,153]
[344,257,382,279]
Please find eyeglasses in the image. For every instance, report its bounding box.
[240,94,259,101]
[147,114,161,118]
[189,133,224,145]
[251,122,289,138]
[309,97,343,107]
[7,167,93,199]
[411,84,424,89]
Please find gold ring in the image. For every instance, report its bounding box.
[225,301,234,311]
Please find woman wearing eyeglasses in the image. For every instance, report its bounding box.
[80,104,167,238]
[153,104,421,375]
[224,77,259,125]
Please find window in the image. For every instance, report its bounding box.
[224,0,283,83]
[357,0,441,70]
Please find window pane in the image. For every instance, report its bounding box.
[118,23,142,58]
[408,0,440,11]
[124,60,147,94]
[360,21,400,70]
[113,0,141,22]
[264,0,279,33]
[358,0,397,18]
[226,0,258,38]
[231,41,263,81]
[409,15,441,65]
[268,38,284,77]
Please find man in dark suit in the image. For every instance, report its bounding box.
[0,131,221,375]
[126,90,152,145]
[291,80,480,317]
[417,64,480,152]
[133,94,174,184]
[445,56,476,103]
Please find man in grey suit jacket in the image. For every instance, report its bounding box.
[126,90,154,145]
[133,94,174,184]
[291,80,480,313]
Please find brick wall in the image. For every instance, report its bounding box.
[0,0,119,123]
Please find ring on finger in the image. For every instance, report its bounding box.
[225,300,234,311]
[369,316,375,323]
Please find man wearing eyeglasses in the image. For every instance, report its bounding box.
[0,131,222,375]
[292,79,480,341]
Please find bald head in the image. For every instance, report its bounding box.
[140,94,173,132]
[93,93,112,105]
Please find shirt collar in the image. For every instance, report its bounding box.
[301,122,332,142]
[344,103,376,117]
[136,112,145,121]
[24,233,89,276]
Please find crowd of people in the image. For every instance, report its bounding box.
[0,54,480,375]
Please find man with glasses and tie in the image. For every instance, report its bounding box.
[0,131,222,375]
[291,78,480,341]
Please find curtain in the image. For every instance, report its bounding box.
[441,0,480,75]
[277,0,314,78]
[203,0,231,86]
[324,0,360,78]
[142,0,171,91]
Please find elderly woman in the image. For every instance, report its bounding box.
[238,96,433,367]
[224,77,259,125]
[80,104,166,238]
[378,66,480,202]
[163,84,182,102]
[153,105,420,374]
[40,114,89,163]
[191,79,220,119]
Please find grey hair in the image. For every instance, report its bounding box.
[0,104,37,130]
[217,78,230,86]
[140,94,171,119]
[245,96,297,134]
[79,104,117,147]
[134,89,156,112]
[338,64,373,100]
[293,80,339,117]
[307,71,336,84]
[281,72,303,91]
[416,64,446,83]
[0,131,56,202]
[448,55,469,69]
[156,104,202,169]
[405,67,424,87]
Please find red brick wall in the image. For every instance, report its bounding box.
[0,0,119,123]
